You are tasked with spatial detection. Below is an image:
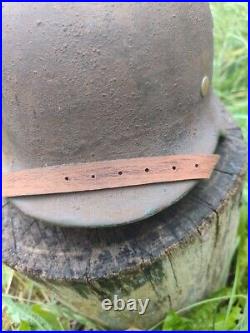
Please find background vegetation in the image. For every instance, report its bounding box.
[2,2,248,331]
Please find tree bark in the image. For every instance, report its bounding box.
[3,111,247,330]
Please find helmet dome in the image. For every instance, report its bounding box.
[3,2,222,226]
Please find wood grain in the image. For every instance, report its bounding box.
[2,112,247,330]
[3,154,219,197]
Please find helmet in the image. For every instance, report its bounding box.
[3,2,222,227]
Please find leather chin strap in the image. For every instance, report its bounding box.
[3,154,219,198]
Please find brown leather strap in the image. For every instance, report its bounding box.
[2,154,219,197]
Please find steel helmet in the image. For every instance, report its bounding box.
[3,2,222,226]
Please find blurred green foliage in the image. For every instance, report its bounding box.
[212,2,248,142]
[161,3,248,331]
[2,2,248,331]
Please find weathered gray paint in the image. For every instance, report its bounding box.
[3,113,247,329]
[3,3,222,226]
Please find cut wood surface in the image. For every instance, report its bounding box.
[2,111,247,330]
[3,154,219,197]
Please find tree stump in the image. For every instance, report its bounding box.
[3,111,247,330]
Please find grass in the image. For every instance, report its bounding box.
[2,2,248,331]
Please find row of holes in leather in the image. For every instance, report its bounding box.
[64,163,199,181]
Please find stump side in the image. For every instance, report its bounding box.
[41,185,242,329]
[2,111,247,329]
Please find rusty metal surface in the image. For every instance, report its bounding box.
[3,3,222,226]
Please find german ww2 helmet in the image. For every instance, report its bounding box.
[3,3,222,227]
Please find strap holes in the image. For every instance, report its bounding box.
[172,166,176,171]
[195,163,199,168]
[91,174,96,179]
[64,176,69,181]
[118,171,123,175]
[145,168,149,172]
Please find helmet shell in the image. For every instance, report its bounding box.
[3,2,221,226]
